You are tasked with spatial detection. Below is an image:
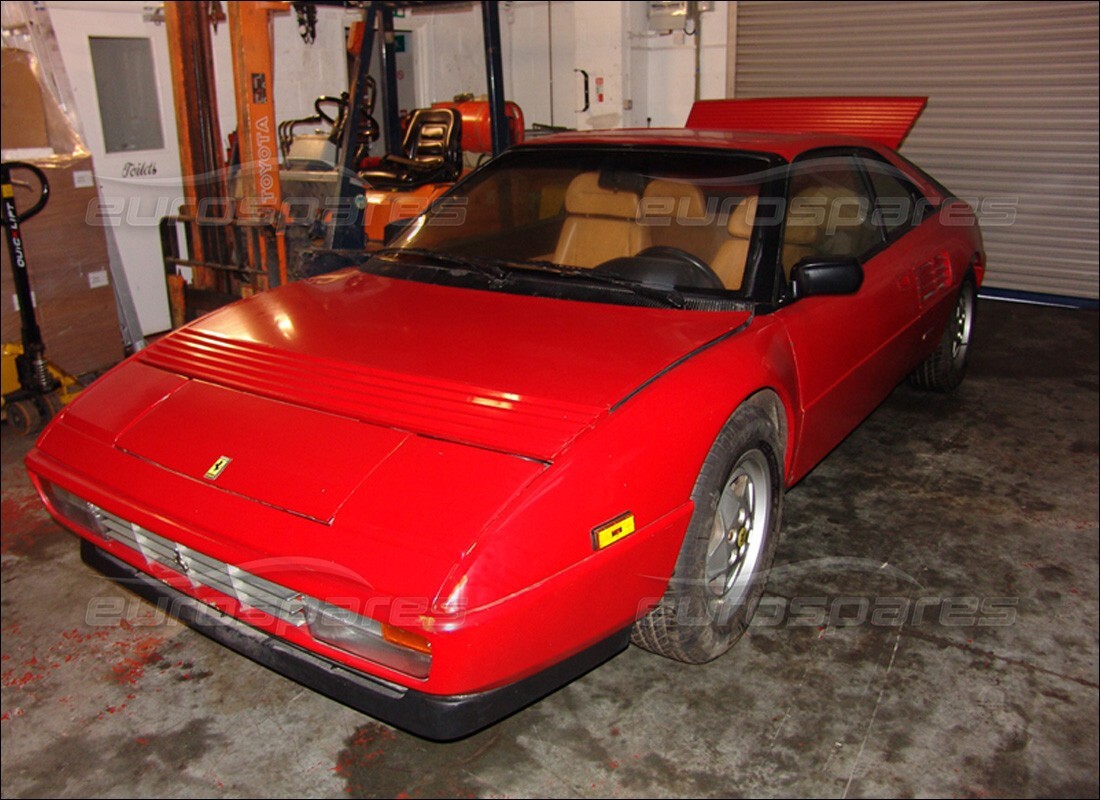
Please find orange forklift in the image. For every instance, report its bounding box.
[160,0,522,327]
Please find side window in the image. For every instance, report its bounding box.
[861,157,929,237]
[781,156,881,278]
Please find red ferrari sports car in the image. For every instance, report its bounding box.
[26,98,983,740]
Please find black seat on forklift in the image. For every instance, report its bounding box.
[359,108,463,190]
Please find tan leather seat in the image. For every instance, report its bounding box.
[640,179,708,246]
[782,185,873,277]
[552,172,650,268]
[781,192,820,278]
[710,196,758,290]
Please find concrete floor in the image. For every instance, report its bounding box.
[2,300,1097,798]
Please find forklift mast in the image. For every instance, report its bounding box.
[161,1,513,325]
[228,1,291,288]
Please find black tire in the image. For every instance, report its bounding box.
[6,399,41,436]
[910,279,976,392]
[43,391,63,420]
[632,400,784,663]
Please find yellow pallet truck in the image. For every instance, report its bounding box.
[1,161,82,435]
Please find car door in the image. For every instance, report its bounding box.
[858,152,957,355]
[777,152,923,477]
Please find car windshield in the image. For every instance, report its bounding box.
[376,147,774,304]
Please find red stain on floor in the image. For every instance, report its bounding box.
[333,724,398,776]
[1,670,43,689]
[110,636,165,685]
[0,494,58,556]
[1,620,168,721]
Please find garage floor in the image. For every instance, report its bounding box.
[2,300,1097,798]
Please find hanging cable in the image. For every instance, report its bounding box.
[294,2,317,44]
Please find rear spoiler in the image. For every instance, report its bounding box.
[685,96,927,149]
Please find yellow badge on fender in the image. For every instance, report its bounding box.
[592,512,635,550]
[204,456,232,481]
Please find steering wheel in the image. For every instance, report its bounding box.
[313,95,345,124]
[315,93,380,147]
[635,246,724,290]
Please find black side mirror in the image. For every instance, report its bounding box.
[791,257,864,298]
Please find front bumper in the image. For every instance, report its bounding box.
[82,539,631,741]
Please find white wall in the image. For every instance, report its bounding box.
[396,5,488,107]
[629,1,730,128]
[399,0,729,132]
[85,0,729,153]
[46,0,729,154]
[394,1,575,130]
[499,1,575,129]
[569,1,629,129]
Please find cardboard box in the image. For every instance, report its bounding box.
[1,156,124,377]
[1,48,50,151]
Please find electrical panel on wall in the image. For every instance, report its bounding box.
[646,1,714,33]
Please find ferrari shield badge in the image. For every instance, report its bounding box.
[204,456,232,481]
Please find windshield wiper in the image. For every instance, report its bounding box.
[501,259,687,309]
[371,247,509,284]
[371,249,686,308]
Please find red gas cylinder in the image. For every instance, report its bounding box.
[430,100,525,153]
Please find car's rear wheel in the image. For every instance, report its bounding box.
[631,400,783,663]
[910,278,976,392]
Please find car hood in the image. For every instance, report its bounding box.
[137,270,751,463]
[39,271,749,595]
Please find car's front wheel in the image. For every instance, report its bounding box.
[631,398,784,663]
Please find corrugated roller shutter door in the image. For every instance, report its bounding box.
[734,1,1099,300]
